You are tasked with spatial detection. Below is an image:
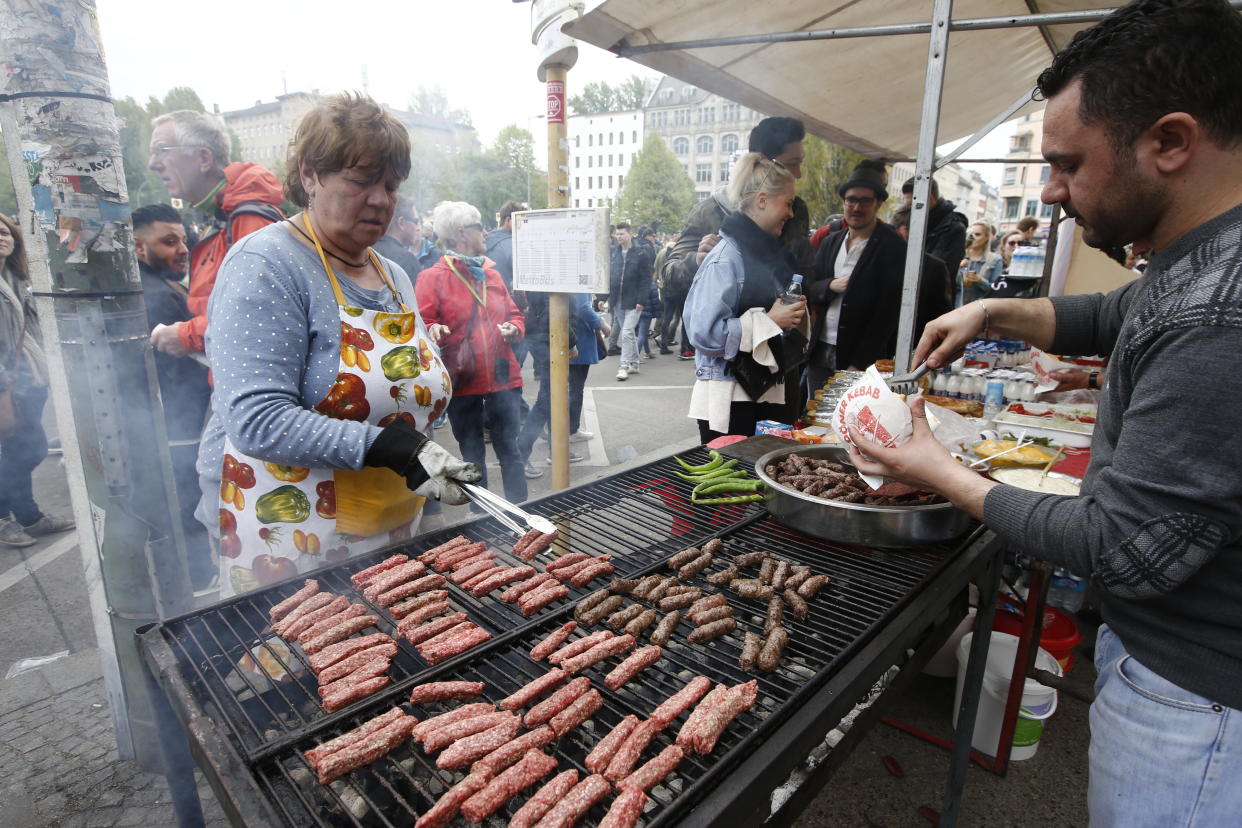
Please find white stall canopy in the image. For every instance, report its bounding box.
[564,0,1119,158]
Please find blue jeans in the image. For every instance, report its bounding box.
[0,382,49,526]
[569,364,590,433]
[517,339,551,462]
[619,308,642,370]
[447,389,527,506]
[1088,624,1242,826]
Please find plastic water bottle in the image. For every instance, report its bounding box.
[984,379,1006,422]
[1047,568,1086,613]
[780,274,804,304]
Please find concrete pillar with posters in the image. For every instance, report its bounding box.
[0,4,202,821]
[532,0,581,490]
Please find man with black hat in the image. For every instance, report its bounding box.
[805,162,908,391]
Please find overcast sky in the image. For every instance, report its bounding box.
[95,0,1011,185]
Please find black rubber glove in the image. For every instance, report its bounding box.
[364,420,481,505]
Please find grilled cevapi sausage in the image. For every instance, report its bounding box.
[579,595,624,626]
[706,565,739,586]
[733,579,775,600]
[667,547,701,570]
[739,632,762,672]
[649,611,680,645]
[733,551,767,568]
[798,574,830,600]
[784,588,810,620]
[678,553,714,581]
[764,596,784,635]
[758,627,789,671]
[688,618,736,644]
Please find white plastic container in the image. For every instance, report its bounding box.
[952,631,1062,760]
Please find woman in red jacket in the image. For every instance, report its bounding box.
[415,202,528,505]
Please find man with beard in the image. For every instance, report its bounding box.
[132,204,214,589]
[846,1,1242,823]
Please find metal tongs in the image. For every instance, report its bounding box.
[885,360,932,395]
[461,483,556,538]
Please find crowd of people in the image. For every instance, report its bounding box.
[0,98,1060,588]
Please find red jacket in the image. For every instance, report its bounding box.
[415,255,525,398]
[179,162,284,353]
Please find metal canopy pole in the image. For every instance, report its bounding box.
[895,0,954,375]
[614,4,1157,56]
[936,88,1036,168]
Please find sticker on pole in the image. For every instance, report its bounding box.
[546,81,565,123]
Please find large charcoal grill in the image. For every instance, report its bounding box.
[140,444,1003,827]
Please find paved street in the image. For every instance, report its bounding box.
[0,346,1092,826]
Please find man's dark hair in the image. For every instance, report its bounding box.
[638,226,654,239]
[1016,216,1040,232]
[615,220,632,232]
[498,200,523,225]
[132,203,182,231]
[901,176,939,198]
[1035,0,1242,150]
[749,117,806,159]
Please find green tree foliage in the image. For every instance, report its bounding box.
[796,135,868,227]
[569,75,653,115]
[615,134,694,232]
[458,125,547,226]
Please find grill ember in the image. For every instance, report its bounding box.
[141,446,953,827]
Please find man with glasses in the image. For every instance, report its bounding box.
[806,161,910,391]
[146,110,283,358]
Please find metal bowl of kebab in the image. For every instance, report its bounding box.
[755,444,972,547]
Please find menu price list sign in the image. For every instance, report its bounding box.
[512,208,610,294]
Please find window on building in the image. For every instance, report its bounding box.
[618,132,624,145]
[598,155,603,167]
[673,137,689,155]
[618,175,624,188]
[674,109,688,126]
[1010,132,1032,152]
[724,103,740,122]
[682,86,694,100]
[608,154,614,166]
[721,134,738,154]
[697,136,713,154]
[696,191,709,201]
[720,162,730,183]
[587,176,593,188]
[575,199,580,207]
[660,88,673,102]
[695,163,711,183]
[575,177,580,190]
[632,130,638,142]
[1040,164,1050,184]
[588,134,593,147]
[609,133,614,145]
[588,198,593,207]
[1005,197,1020,219]
[702,107,715,125]
[588,156,593,168]
[681,164,689,176]
[1003,166,1017,186]
[575,157,580,168]
[1024,198,1038,217]
[1040,202,1054,218]
[575,136,580,148]
[608,176,613,188]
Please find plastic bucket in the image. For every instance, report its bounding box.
[953,631,1062,760]
[993,602,1082,672]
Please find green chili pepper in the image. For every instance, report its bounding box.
[690,474,749,494]
[674,450,723,474]
[674,460,741,482]
[695,478,766,496]
[692,492,768,505]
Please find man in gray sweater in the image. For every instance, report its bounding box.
[848,1,1242,824]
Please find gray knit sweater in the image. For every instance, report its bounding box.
[985,202,1242,709]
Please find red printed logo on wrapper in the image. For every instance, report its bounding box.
[547,81,565,124]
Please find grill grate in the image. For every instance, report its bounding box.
[142,446,966,826]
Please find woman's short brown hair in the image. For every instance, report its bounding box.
[285,93,411,207]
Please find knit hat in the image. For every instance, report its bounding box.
[837,162,888,202]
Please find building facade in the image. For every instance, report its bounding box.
[888,159,1000,228]
[997,108,1053,239]
[643,76,764,202]
[567,110,644,210]
[221,92,475,171]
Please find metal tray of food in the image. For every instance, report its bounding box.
[754,445,972,548]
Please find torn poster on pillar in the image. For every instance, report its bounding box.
[24,144,129,263]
